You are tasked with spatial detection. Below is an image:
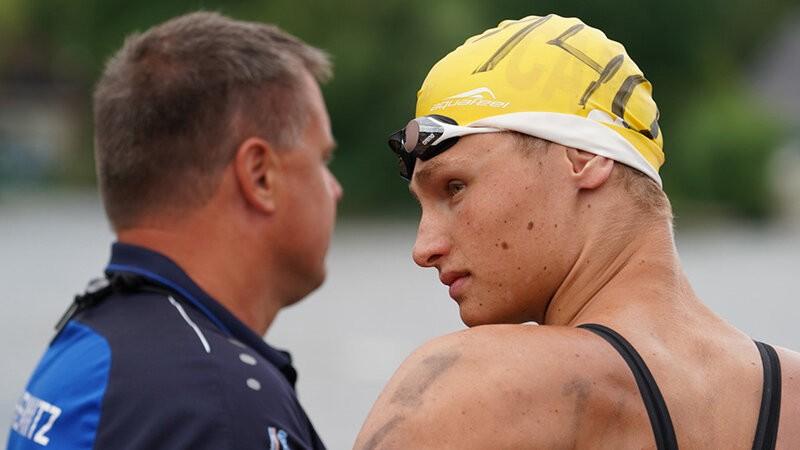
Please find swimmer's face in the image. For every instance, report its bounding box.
[409,133,580,326]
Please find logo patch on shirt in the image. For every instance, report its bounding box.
[11,391,62,446]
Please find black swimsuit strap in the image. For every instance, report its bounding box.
[752,341,781,450]
[579,323,678,450]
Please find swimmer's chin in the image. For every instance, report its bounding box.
[458,304,508,328]
[457,299,536,328]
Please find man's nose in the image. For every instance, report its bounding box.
[412,214,449,268]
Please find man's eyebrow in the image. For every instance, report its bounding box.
[324,139,337,161]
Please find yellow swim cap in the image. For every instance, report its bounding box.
[415,14,664,186]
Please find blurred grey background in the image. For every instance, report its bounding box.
[2,1,800,448]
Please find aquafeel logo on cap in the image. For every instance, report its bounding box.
[430,87,511,112]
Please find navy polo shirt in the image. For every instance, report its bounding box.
[8,243,325,450]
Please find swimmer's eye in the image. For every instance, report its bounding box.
[446,180,466,197]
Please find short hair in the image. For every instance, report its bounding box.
[514,133,673,221]
[612,163,673,222]
[93,11,331,230]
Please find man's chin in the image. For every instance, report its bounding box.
[284,268,326,306]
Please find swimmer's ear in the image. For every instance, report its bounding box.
[564,148,614,190]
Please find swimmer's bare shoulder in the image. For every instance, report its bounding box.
[776,346,800,445]
[354,324,653,450]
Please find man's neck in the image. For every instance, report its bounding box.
[117,226,280,335]
[543,219,694,327]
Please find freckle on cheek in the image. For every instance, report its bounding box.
[527,221,533,230]
[501,242,509,250]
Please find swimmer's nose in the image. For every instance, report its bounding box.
[412,212,449,268]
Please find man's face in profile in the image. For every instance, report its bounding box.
[271,73,342,303]
[409,133,579,326]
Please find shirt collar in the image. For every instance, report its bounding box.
[105,242,298,386]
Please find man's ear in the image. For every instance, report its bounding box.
[564,148,614,190]
[233,137,280,214]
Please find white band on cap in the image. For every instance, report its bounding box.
[468,111,662,187]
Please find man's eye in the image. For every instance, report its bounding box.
[446,180,465,196]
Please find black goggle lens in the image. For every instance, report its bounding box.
[388,129,414,180]
[387,115,459,181]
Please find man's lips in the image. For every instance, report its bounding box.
[440,271,470,299]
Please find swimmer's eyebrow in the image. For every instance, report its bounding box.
[409,159,446,196]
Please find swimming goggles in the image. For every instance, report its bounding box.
[387,115,500,180]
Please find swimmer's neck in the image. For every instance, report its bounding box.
[543,219,699,327]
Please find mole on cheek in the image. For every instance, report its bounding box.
[527,221,533,230]
[501,242,509,250]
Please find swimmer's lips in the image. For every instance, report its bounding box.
[440,271,470,300]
